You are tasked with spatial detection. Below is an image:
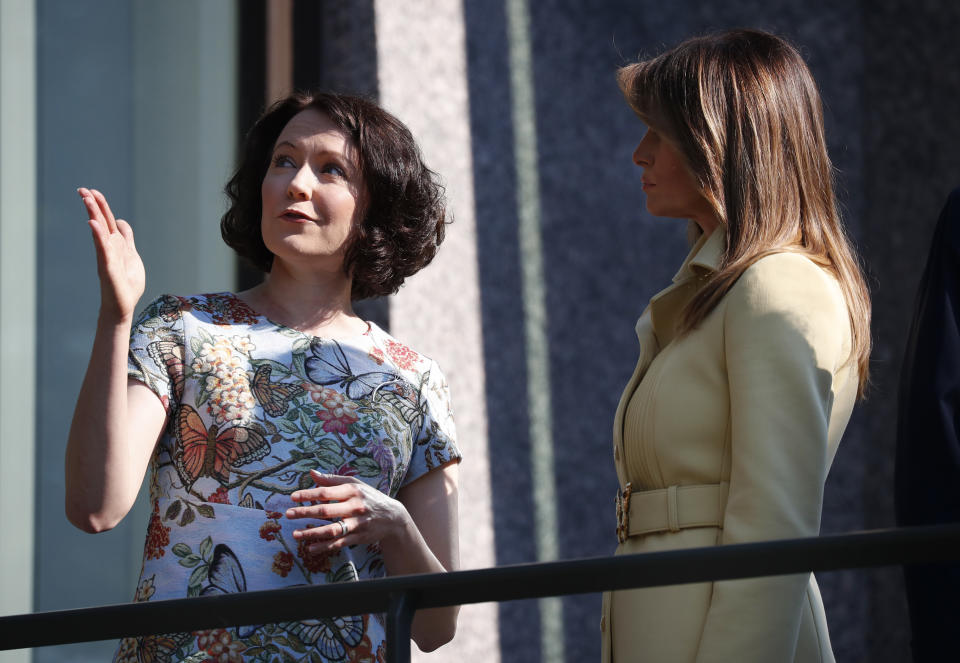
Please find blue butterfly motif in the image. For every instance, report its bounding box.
[280,616,365,660]
[305,339,404,400]
[278,562,365,659]
[200,544,261,639]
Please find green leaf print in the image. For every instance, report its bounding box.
[199,536,213,561]
[180,506,196,527]
[178,554,202,568]
[187,563,207,590]
[172,542,192,558]
[298,409,312,432]
[316,449,346,469]
[164,500,182,521]
[285,632,308,653]
[291,351,307,376]
[350,456,381,478]
[278,419,300,435]
[196,504,215,519]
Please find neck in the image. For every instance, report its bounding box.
[238,260,366,338]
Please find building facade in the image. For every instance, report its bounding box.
[2,1,959,661]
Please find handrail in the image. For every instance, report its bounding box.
[2,524,959,662]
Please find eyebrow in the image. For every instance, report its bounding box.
[272,140,349,159]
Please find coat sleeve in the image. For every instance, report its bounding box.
[694,253,852,662]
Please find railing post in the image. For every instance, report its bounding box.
[386,590,415,663]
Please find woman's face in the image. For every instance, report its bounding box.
[260,109,365,274]
[632,127,718,234]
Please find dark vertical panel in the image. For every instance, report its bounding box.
[292,0,323,91]
[235,0,268,292]
[859,2,960,661]
[461,1,541,661]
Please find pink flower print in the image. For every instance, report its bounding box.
[144,507,170,560]
[314,388,360,434]
[368,347,386,365]
[297,533,333,574]
[385,339,419,371]
[272,551,294,577]
[259,520,281,542]
[194,628,246,662]
[206,486,230,504]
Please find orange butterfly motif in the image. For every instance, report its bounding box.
[174,405,270,486]
[251,363,305,417]
[147,339,185,401]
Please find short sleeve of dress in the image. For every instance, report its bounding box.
[127,294,187,413]
[402,359,461,487]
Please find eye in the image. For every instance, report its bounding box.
[321,163,347,178]
[271,153,296,168]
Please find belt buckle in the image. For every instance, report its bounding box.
[616,482,633,544]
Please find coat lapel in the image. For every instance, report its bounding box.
[612,227,727,485]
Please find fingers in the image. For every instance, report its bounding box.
[290,477,359,504]
[90,188,118,233]
[115,218,137,249]
[77,187,118,234]
[295,518,359,554]
[285,498,359,521]
[309,469,360,487]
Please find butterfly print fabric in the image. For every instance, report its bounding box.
[114,293,460,663]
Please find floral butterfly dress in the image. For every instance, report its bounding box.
[114,293,460,663]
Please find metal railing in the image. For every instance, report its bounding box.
[3,524,959,662]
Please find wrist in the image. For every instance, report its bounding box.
[380,500,416,548]
[96,306,135,330]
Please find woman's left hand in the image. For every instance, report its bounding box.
[286,469,408,554]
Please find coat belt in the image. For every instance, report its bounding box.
[616,482,729,543]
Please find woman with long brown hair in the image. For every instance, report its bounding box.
[604,29,870,662]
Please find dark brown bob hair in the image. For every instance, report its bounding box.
[221,91,447,301]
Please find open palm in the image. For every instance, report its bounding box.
[79,187,145,319]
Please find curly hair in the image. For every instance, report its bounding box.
[221,91,447,301]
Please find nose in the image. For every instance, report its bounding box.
[632,142,650,167]
[286,165,314,201]
[633,130,653,167]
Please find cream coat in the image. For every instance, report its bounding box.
[601,228,858,663]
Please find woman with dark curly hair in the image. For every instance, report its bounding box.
[66,91,461,662]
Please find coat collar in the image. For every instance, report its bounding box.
[670,225,726,283]
[648,226,726,347]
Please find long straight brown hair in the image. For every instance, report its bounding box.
[618,29,871,397]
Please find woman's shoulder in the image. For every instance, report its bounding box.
[730,251,846,315]
[365,324,444,379]
[149,292,261,326]
[724,251,851,354]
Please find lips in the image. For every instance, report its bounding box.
[280,208,316,222]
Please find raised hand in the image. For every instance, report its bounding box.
[79,187,145,320]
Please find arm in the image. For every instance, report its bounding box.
[287,462,461,652]
[694,254,851,662]
[65,188,167,533]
